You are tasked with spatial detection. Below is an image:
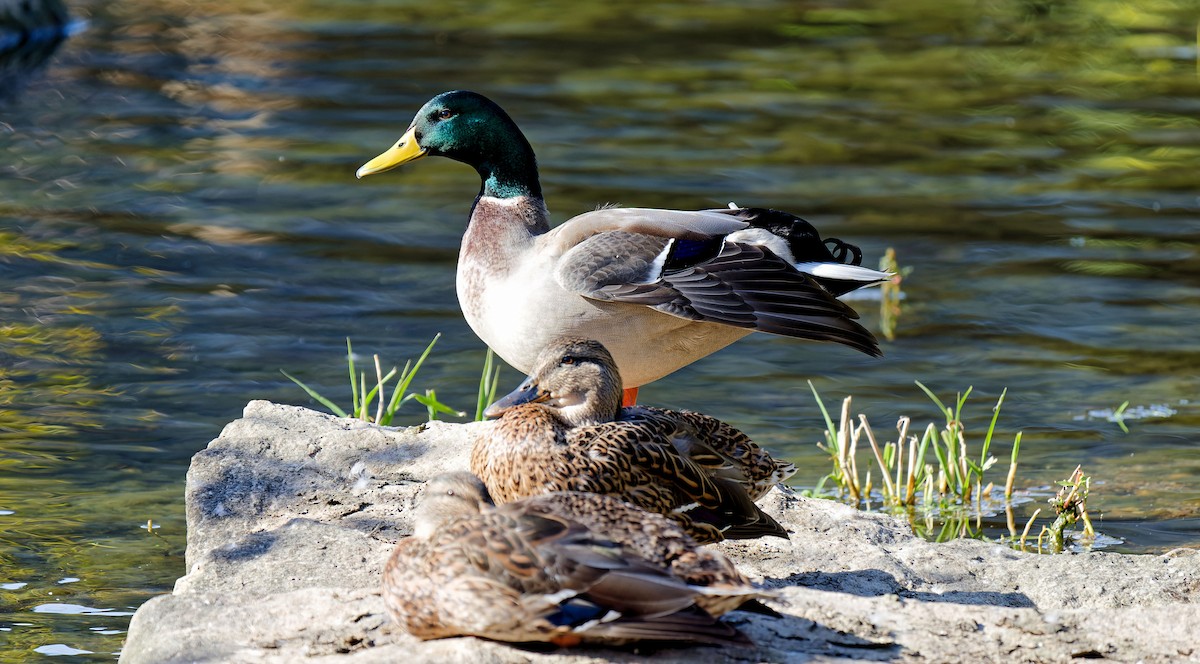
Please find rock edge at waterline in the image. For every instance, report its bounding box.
[120,401,1200,663]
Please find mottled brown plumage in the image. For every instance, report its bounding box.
[382,472,760,646]
[472,338,796,543]
[513,490,779,618]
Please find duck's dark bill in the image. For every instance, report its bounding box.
[356,126,426,178]
[484,379,547,418]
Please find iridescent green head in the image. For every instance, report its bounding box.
[356,90,541,199]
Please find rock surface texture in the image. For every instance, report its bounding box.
[120,401,1200,663]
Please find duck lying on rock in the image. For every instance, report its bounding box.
[471,337,796,543]
[356,90,889,405]
[383,472,770,647]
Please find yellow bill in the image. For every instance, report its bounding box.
[355,126,427,179]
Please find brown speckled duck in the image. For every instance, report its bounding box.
[356,90,889,406]
[470,337,796,543]
[383,472,764,647]
[508,485,781,620]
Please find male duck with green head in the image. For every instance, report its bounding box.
[357,90,888,405]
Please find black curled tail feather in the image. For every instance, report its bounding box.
[731,207,865,266]
[823,237,862,266]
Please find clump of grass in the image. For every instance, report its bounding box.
[283,335,463,425]
[1018,465,1095,553]
[810,380,1011,514]
[283,336,507,424]
[474,348,502,422]
[809,382,1102,553]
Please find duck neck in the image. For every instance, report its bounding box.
[558,387,623,428]
[474,137,543,202]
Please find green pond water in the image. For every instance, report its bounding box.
[2,0,1198,658]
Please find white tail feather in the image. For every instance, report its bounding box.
[795,262,891,284]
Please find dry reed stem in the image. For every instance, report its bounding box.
[958,429,969,498]
[975,478,983,529]
[837,397,855,500]
[1061,464,1084,510]
[1020,508,1042,550]
[845,400,861,501]
[905,421,918,504]
[861,415,897,499]
[1005,454,1018,500]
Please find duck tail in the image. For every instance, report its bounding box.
[729,206,892,296]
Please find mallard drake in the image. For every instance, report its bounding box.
[470,337,796,543]
[383,471,760,647]
[357,90,888,404]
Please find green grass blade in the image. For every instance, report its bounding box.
[475,348,498,421]
[416,389,464,421]
[380,394,420,425]
[914,423,935,474]
[384,359,414,417]
[929,433,950,492]
[1113,400,1130,434]
[915,380,950,420]
[484,366,501,421]
[807,380,837,443]
[944,437,961,492]
[954,386,974,423]
[346,338,358,414]
[980,387,1007,467]
[281,370,348,418]
[359,366,399,421]
[812,474,830,496]
[391,334,441,410]
[357,372,368,419]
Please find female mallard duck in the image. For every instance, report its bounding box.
[470,337,796,544]
[356,90,889,404]
[383,472,763,647]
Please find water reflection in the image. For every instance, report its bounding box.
[0,0,72,100]
[0,0,1197,657]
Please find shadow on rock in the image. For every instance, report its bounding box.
[189,448,320,521]
[778,569,1035,608]
[361,441,433,478]
[210,530,279,562]
[899,587,1034,608]
[729,611,901,660]
[187,441,424,569]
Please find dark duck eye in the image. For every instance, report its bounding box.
[437,108,453,120]
[560,355,575,365]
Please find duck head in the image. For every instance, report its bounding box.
[412,472,493,538]
[484,337,623,427]
[356,90,541,199]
